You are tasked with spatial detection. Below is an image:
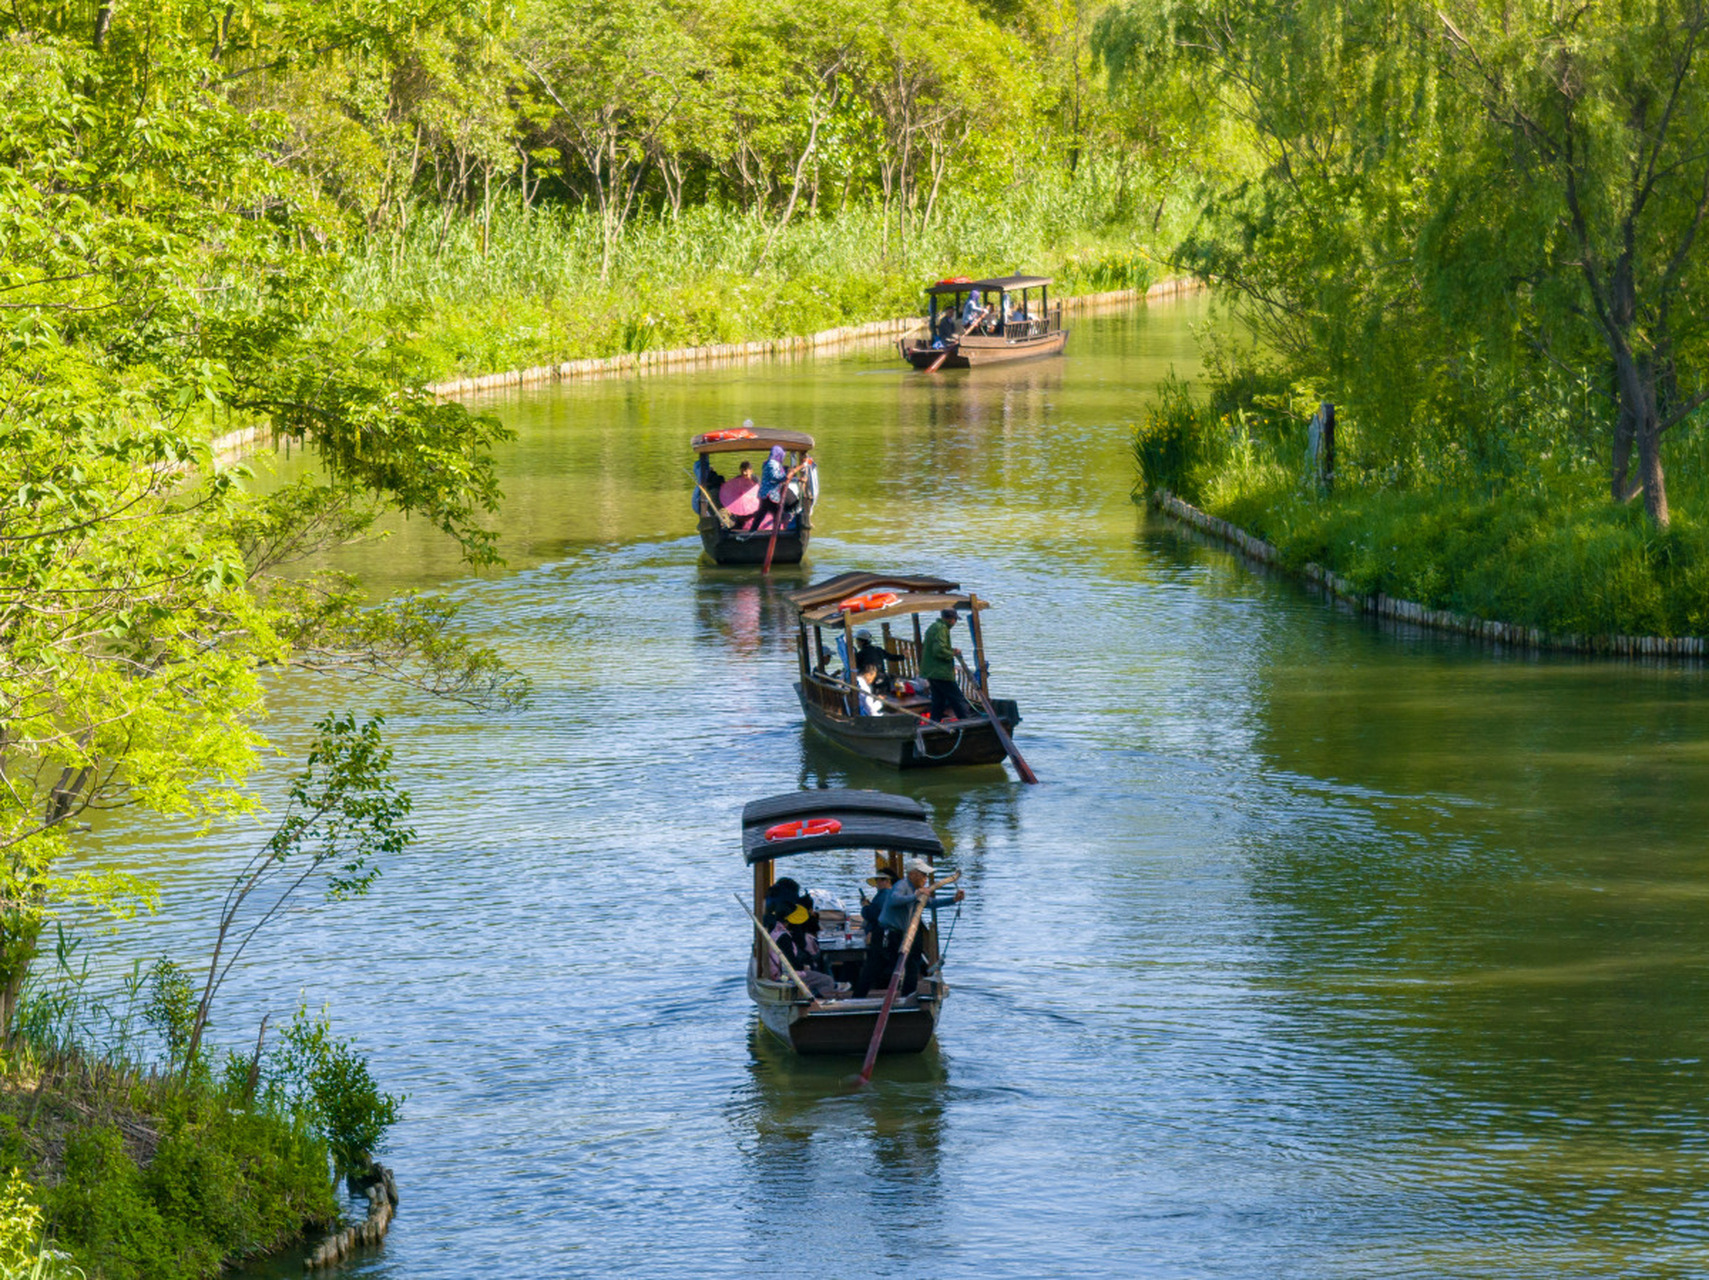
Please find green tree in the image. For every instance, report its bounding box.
[0,6,521,1037]
[1428,0,1709,525]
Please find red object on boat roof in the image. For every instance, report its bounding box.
[837,592,900,614]
[765,817,843,842]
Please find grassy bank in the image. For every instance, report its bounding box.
[0,966,400,1280]
[1135,372,1709,639]
[330,180,1175,381]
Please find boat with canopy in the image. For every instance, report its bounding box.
[899,273,1068,370]
[786,572,1024,769]
[689,427,818,565]
[742,789,954,1056]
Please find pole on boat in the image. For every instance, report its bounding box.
[684,466,734,528]
[734,894,822,1010]
[761,454,810,575]
[955,651,1038,784]
[857,871,959,1086]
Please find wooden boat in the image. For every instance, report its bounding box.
[786,572,1023,769]
[743,789,951,1055]
[690,428,817,565]
[899,273,1069,370]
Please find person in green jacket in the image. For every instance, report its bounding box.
[921,607,974,722]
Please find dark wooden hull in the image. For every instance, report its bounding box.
[900,328,1069,370]
[698,515,808,565]
[748,966,943,1055]
[796,683,1022,769]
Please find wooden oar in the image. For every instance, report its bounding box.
[925,348,950,372]
[683,467,734,529]
[734,894,821,1010]
[857,871,959,1085]
[956,652,1038,784]
[761,457,809,574]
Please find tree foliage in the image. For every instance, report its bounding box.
[1097,0,1709,525]
[0,3,525,1037]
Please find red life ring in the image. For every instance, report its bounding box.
[765,817,843,842]
[702,428,756,442]
[837,592,900,614]
[937,276,973,286]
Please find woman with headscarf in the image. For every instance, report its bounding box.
[746,444,797,532]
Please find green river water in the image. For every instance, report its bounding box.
[101,294,1709,1278]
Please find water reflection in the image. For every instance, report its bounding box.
[731,1031,949,1262]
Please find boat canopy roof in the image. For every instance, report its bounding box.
[925,273,1052,297]
[741,789,944,864]
[799,591,985,627]
[692,428,814,455]
[786,572,959,611]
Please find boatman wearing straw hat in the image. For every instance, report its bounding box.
[875,856,965,996]
[920,607,975,723]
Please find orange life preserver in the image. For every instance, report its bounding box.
[702,428,756,442]
[937,276,973,286]
[765,817,843,842]
[837,592,900,614]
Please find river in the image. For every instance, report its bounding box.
[101,294,1709,1278]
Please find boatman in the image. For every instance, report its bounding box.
[876,857,965,996]
[921,607,974,722]
[960,291,989,333]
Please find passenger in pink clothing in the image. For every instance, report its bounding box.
[718,460,760,521]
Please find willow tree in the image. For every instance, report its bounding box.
[1429,0,1709,525]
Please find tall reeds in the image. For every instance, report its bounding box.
[324,170,1176,379]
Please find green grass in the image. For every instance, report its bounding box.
[327,177,1178,379]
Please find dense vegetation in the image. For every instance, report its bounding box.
[1110,0,1709,634]
[4,0,1705,1267]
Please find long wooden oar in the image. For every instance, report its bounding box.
[735,895,821,1010]
[761,457,809,574]
[684,467,734,529]
[924,348,950,372]
[857,871,959,1085]
[956,652,1038,784]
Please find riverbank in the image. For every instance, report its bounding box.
[0,1049,336,1278]
[1153,490,1709,656]
[1132,367,1709,647]
[423,277,1199,398]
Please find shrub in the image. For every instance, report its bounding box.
[1131,373,1229,502]
[265,1007,402,1179]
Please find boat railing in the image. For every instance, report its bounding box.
[805,672,854,716]
[1000,303,1063,343]
[885,639,921,678]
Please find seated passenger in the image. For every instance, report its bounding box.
[765,882,837,998]
[693,456,726,516]
[854,660,884,716]
[853,630,893,690]
[935,307,959,344]
[854,865,895,997]
[718,460,760,521]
